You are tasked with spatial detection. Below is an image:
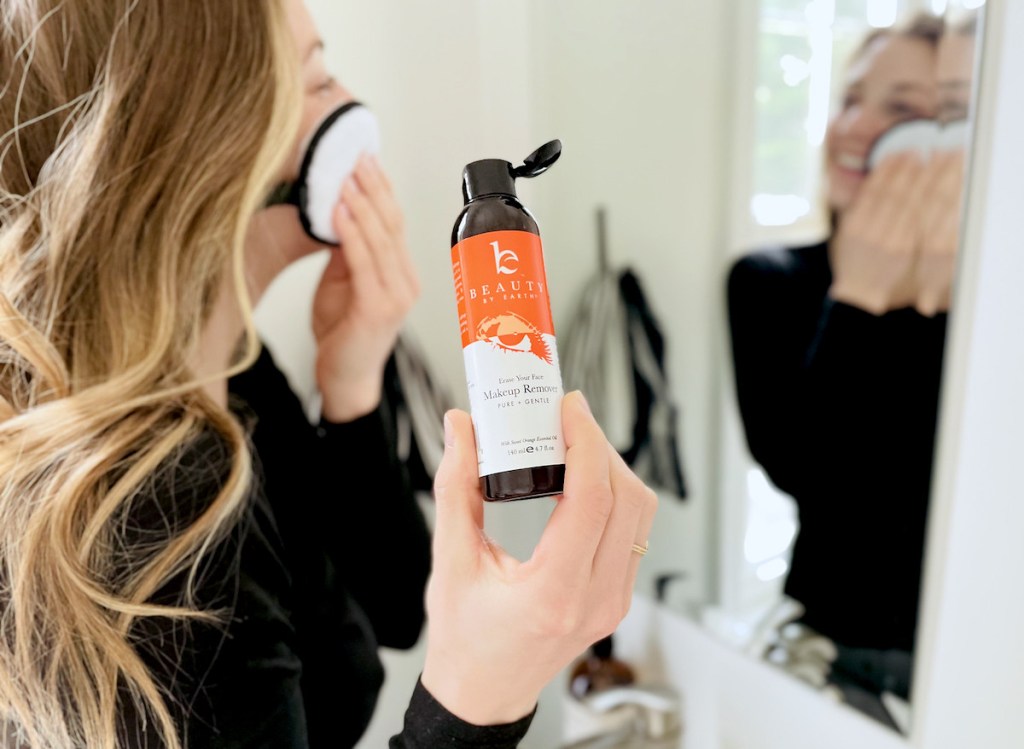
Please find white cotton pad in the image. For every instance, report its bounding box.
[934,118,969,154]
[867,119,940,171]
[296,102,381,245]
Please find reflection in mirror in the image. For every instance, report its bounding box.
[524,0,986,738]
[721,2,982,734]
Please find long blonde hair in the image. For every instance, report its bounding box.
[0,1,301,747]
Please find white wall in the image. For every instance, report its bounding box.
[526,0,733,612]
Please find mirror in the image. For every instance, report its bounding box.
[519,0,986,736]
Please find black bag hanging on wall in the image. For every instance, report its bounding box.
[560,208,688,500]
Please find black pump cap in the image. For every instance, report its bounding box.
[462,159,516,203]
[461,140,563,204]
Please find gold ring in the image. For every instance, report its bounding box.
[631,541,649,557]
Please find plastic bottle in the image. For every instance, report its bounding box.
[450,140,566,501]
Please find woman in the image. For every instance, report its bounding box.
[0,1,658,747]
[727,12,962,708]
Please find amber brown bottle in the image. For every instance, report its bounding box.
[450,142,566,501]
[569,635,637,699]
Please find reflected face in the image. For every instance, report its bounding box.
[826,35,938,214]
[936,31,976,124]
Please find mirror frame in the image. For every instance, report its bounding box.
[909,1,1024,747]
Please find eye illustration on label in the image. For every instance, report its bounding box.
[476,312,553,365]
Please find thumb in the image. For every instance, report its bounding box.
[432,410,485,571]
[321,241,351,283]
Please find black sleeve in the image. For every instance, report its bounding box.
[122,429,311,749]
[227,344,431,650]
[727,252,834,499]
[390,680,535,749]
[313,410,432,649]
[177,498,312,749]
[727,251,948,506]
[801,297,892,433]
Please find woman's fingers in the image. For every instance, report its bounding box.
[851,153,906,222]
[340,175,401,293]
[333,193,383,302]
[609,445,659,614]
[921,153,965,238]
[318,232,352,282]
[586,443,656,620]
[351,157,420,299]
[877,154,928,246]
[359,155,403,234]
[531,392,614,592]
[432,410,486,575]
[916,153,966,316]
[422,395,659,726]
[831,154,925,314]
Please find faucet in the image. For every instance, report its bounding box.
[560,685,682,749]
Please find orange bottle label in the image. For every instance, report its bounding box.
[451,230,556,352]
[451,229,565,477]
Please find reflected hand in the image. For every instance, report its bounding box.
[914,152,966,317]
[421,393,658,725]
[830,154,930,315]
[313,155,420,422]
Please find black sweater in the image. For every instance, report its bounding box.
[727,242,947,651]
[122,344,534,747]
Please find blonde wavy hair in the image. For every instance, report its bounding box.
[0,1,301,747]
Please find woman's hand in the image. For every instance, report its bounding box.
[421,392,659,725]
[914,152,966,317]
[830,154,930,315]
[313,155,420,422]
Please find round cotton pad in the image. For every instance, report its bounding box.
[294,102,381,245]
[934,118,969,154]
[867,119,940,171]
